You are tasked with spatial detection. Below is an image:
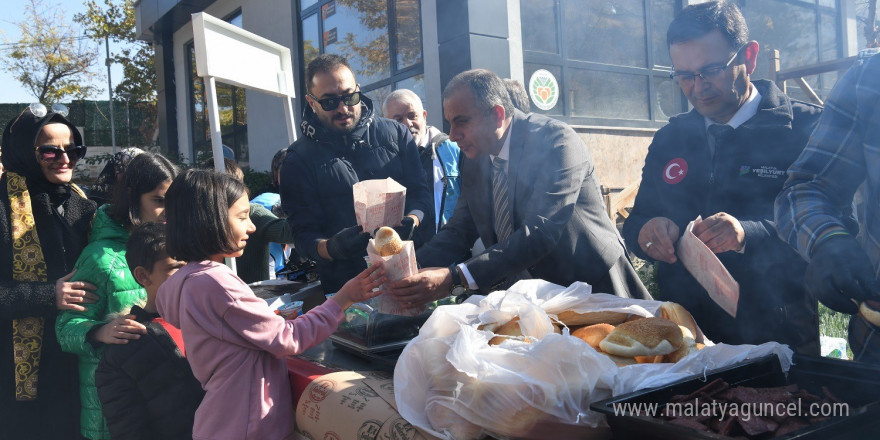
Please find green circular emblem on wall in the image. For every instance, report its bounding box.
[528,69,559,111]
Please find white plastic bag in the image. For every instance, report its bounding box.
[394,279,793,440]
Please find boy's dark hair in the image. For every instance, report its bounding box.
[110,152,179,229]
[126,222,168,278]
[201,157,244,182]
[165,169,249,262]
[306,54,352,94]
[667,1,748,50]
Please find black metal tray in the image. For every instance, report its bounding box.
[591,354,880,439]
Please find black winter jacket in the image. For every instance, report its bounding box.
[280,95,431,292]
[95,306,204,440]
[622,80,823,354]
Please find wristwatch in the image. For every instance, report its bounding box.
[448,264,463,290]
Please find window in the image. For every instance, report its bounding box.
[521,0,843,128]
[186,11,249,165]
[741,0,841,100]
[521,0,683,128]
[299,0,423,117]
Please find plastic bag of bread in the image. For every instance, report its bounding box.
[367,227,421,316]
[394,279,794,440]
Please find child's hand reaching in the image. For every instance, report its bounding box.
[330,262,386,311]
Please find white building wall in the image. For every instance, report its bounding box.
[172,0,296,171]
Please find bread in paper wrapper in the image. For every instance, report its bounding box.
[353,178,406,235]
[367,237,421,316]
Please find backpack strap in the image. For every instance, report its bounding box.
[430,132,449,148]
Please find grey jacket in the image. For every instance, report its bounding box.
[418,110,646,297]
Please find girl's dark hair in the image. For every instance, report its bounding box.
[165,169,249,262]
[110,152,179,228]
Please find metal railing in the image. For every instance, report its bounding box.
[770,49,857,106]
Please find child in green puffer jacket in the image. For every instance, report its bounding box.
[56,152,179,440]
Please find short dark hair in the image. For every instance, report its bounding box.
[126,223,168,280]
[110,152,179,229]
[306,54,353,94]
[202,157,244,182]
[443,69,514,117]
[667,1,748,50]
[165,169,249,262]
[503,79,530,113]
[271,148,288,190]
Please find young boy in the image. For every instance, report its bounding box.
[95,223,205,440]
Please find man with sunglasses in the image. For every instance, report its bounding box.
[280,54,431,293]
[622,1,823,354]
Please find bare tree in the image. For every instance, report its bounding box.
[2,0,99,103]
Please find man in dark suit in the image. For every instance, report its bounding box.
[387,69,649,306]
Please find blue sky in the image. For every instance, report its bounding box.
[0,0,128,104]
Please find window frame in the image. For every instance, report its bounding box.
[184,9,249,164]
[521,0,843,129]
[522,0,684,129]
[298,0,425,107]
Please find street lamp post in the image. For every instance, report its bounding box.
[119,92,132,148]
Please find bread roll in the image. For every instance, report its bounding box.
[426,398,483,440]
[624,314,646,323]
[488,317,523,346]
[374,226,404,257]
[664,325,698,363]
[660,302,702,343]
[634,355,665,364]
[598,351,637,367]
[477,322,501,333]
[599,317,683,357]
[557,310,629,326]
[571,323,615,350]
[860,301,880,327]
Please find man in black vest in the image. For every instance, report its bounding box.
[622,1,822,354]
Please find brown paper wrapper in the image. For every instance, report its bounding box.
[296,371,431,440]
[367,239,424,316]
[353,178,407,235]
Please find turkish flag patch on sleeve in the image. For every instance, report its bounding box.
[663,158,688,184]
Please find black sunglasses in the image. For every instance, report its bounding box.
[308,91,362,111]
[35,145,87,163]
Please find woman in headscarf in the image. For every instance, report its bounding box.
[88,147,143,206]
[0,105,98,439]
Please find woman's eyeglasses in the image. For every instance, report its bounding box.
[9,103,70,134]
[308,91,362,111]
[35,145,87,163]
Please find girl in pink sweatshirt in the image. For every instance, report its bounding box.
[156,170,385,440]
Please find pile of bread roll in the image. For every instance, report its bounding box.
[482,302,706,366]
[373,226,404,256]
